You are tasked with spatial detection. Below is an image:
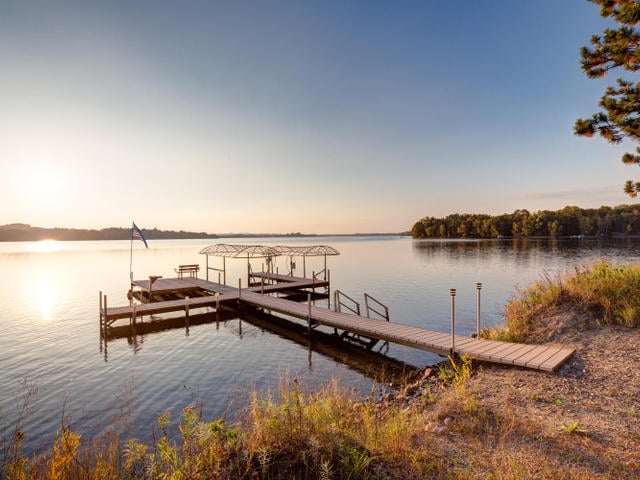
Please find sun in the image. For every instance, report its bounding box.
[10,161,70,206]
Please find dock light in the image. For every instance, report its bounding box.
[450,289,456,352]
[476,283,482,337]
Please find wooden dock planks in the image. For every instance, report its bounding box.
[104,292,241,322]
[236,290,574,372]
[102,277,575,372]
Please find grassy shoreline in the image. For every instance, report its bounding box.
[485,259,640,344]
[3,260,640,479]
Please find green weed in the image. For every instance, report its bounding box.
[559,421,588,436]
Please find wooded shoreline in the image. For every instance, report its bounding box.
[412,203,640,239]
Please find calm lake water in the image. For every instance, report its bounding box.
[2,235,640,452]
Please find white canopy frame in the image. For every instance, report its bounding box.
[199,244,340,285]
[273,245,340,279]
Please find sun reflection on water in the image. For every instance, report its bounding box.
[32,240,63,253]
[38,275,56,321]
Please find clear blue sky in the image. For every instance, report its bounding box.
[0,0,633,234]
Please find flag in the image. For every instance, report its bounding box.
[132,222,148,248]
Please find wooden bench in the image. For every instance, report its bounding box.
[175,264,200,279]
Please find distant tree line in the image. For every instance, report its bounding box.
[0,224,218,242]
[411,204,640,239]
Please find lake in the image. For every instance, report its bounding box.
[2,235,640,452]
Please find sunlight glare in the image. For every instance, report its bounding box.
[10,162,71,207]
[32,240,63,253]
[37,275,56,322]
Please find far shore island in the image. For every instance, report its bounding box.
[0,223,408,242]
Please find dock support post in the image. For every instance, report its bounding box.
[307,293,312,336]
[103,294,108,339]
[327,270,331,309]
[215,292,220,311]
[218,272,221,285]
[185,296,190,318]
[99,291,104,355]
[99,291,103,336]
[206,255,209,281]
[312,271,315,305]
[332,289,338,335]
[261,277,264,295]
[132,303,138,338]
[324,255,327,280]
[476,283,482,337]
[450,289,456,353]
[238,278,242,298]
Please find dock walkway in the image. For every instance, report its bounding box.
[101,276,574,372]
[238,290,574,372]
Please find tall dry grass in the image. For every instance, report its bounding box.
[1,377,426,479]
[1,361,633,479]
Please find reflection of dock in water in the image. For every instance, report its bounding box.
[103,307,416,383]
[100,243,575,372]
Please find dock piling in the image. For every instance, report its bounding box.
[307,293,312,335]
[185,296,190,318]
[99,291,104,346]
[103,294,108,339]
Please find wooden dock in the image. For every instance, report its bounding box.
[237,290,574,372]
[100,275,574,373]
[101,275,326,322]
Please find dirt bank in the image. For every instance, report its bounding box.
[389,306,640,478]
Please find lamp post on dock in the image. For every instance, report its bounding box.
[450,288,456,353]
[476,283,482,337]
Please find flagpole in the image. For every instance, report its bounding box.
[129,223,148,299]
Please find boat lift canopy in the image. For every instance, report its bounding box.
[199,244,280,259]
[199,243,340,284]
